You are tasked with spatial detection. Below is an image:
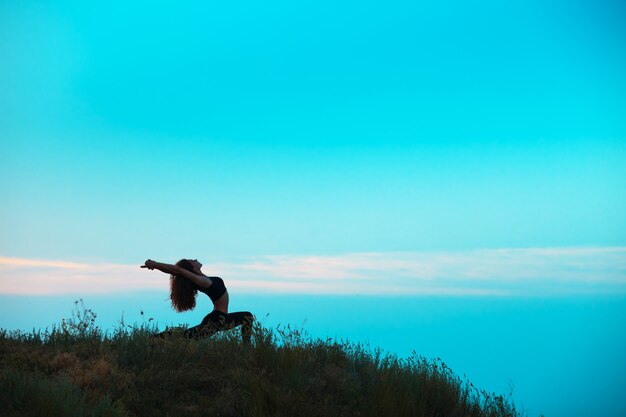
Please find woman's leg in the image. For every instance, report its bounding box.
[186,311,226,340]
[153,324,208,339]
[224,311,254,344]
[183,322,218,340]
[154,311,253,342]
[153,311,224,339]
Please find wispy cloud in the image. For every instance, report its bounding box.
[1,247,625,296]
[0,256,165,295]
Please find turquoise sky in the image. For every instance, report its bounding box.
[1,0,625,264]
[1,4,626,415]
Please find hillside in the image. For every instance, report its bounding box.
[0,302,524,417]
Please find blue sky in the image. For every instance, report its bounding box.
[1,0,625,286]
[1,4,626,415]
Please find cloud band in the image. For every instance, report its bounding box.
[1,247,625,296]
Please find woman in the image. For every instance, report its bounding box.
[141,258,254,343]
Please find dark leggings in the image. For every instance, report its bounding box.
[155,310,254,343]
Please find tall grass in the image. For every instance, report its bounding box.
[0,301,528,417]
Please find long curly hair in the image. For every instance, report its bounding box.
[170,259,198,312]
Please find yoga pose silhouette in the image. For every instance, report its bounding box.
[142,259,254,343]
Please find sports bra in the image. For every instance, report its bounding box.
[197,276,227,301]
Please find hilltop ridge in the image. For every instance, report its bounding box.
[0,303,523,417]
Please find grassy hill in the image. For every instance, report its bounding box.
[0,301,525,417]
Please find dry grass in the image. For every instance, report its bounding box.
[0,301,525,417]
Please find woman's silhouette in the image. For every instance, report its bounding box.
[141,258,254,343]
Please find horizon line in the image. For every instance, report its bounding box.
[1,246,625,297]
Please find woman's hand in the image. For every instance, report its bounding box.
[141,259,157,270]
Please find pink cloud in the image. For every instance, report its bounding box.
[0,257,165,295]
[1,247,624,296]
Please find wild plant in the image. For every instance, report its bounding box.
[0,303,527,417]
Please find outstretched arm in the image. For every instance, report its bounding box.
[141,259,212,288]
[141,260,178,274]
